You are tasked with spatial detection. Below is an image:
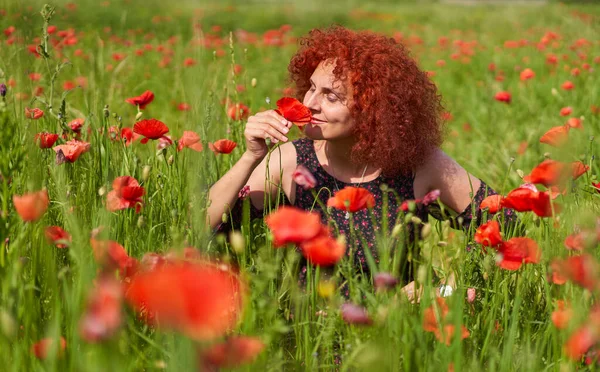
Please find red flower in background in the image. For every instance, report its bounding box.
[561,81,575,90]
[45,226,71,248]
[90,238,137,278]
[496,237,540,270]
[133,119,171,144]
[106,176,145,213]
[201,336,265,369]
[227,103,250,121]
[520,68,535,81]
[551,255,599,291]
[300,229,346,266]
[25,107,44,119]
[53,140,91,164]
[480,195,503,213]
[177,131,203,152]
[474,220,503,247]
[125,90,154,109]
[79,276,123,342]
[566,118,583,130]
[125,260,246,341]
[423,297,469,345]
[540,125,570,147]
[494,91,511,104]
[523,159,588,187]
[560,107,572,116]
[35,132,59,149]
[69,118,85,132]
[31,337,66,360]
[340,303,372,325]
[209,139,237,154]
[265,206,322,247]
[327,186,375,213]
[13,190,49,222]
[551,300,572,329]
[275,97,312,126]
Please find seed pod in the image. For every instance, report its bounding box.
[251,78,257,87]
[135,111,143,121]
[229,231,245,254]
[421,223,431,239]
[142,165,151,182]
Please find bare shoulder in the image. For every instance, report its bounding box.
[413,148,481,213]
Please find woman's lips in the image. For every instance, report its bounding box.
[310,118,327,125]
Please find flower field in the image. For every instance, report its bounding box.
[0,1,599,370]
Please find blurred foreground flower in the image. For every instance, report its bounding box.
[79,276,123,342]
[340,303,372,325]
[25,107,44,119]
[106,176,145,213]
[423,297,469,345]
[200,336,265,369]
[13,189,49,222]
[265,206,322,247]
[327,186,375,213]
[31,337,66,360]
[45,226,71,248]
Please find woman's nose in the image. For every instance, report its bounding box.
[304,90,320,112]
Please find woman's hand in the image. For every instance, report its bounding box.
[401,281,423,303]
[243,110,292,161]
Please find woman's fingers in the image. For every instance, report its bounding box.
[245,120,289,142]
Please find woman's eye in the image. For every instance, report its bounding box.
[326,94,338,103]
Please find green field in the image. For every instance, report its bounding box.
[0,1,599,371]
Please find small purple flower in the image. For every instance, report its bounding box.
[340,303,372,325]
[238,185,250,199]
[467,288,476,303]
[422,189,441,206]
[292,165,316,189]
[0,83,7,97]
[374,272,399,291]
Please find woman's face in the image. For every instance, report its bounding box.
[302,60,355,141]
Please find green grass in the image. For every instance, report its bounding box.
[0,1,599,371]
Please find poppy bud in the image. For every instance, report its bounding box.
[265,97,270,104]
[467,288,476,303]
[417,265,427,284]
[229,231,245,254]
[221,213,228,224]
[551,88,558,96]
[410,216,422,225]
[544,152,551,158]
[142,165,151,182]
[0,309,15,338]
[137,216,145,228]
[0,83,6,97]
[483,272,489,280]
[516,169,525,178]
[421,223,432,239]
[404,213,413,224]
[98,186,106,196]
[135,111,143,121]
[251,78,257,87]
[391,224,403,238]
[167,155,174,165]
[103,105,110,118]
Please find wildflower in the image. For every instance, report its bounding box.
[53,140,91,164]
[238,185,250,199]
[374,272,399,291]
[551,255,599,291]
[502,185,559,217]
[35,132,59,149]
[422,189,441,205]
[90,238,138,278]
[566,118,583,129]
[13,190,49,222]
[69,118,85,133]
[560,107,572,116]
[227,103,250,121]
[125,90,154,109]
[551,300,572,329]
[264,206,322,247]
[540,125,570,147]
[340,303,372,325]
[133,119,171,144]
[467,288,476,303]
[474,220,503,247]
[25,107,44,119]
[494,91,511,104]
[209,139,237,154]
[125,260,246,341]
[523,159,588,187]
[275,97,312,126]
[520,68,535,81]
[0,83,6,97]
[45,226,71,248]
[292,165,316,189]
[423,297,469,345]
[201,336,265,369]
[79,276,123,342]
[300,231,346,266]
[327,186,375,213]
[31,337,66,360]
[177,131,203,152]
[106,176,145,213]
[561,81,575,90]
[496,237,540,270]
[479,195,503,214]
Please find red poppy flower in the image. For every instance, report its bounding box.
[292,165,316,189]
[125,90,154,109]
[13,189,49,222]
[125,260,245,341]
[567,118,583,129]
[494,91,511,104]
[106,176,145,213]
[35,132,59,149]
[423,297,469,345]
[523,159,588,187]
[209,139,237,154]
[265,206,322,247]
[560,107,572,116]
[120,127,139,146]
[275,97,312,126]
[327,186,375,213]
[340,303,372,325]
[300,231,346,266]
[549,259,568,285]
[593,182,600,193]
[69,118,85,132]
[177,131,203,152]
[564,232,589,251]
[565,326,597,360]
[45,226,71,248]
[133,119,170,144]
[201,336,265,369]
[79,276,123,342]
[496,237,540,270]
[422,189,441,206]
[227,103,250,121]
[31,337,66,360]
[520,68,535,81]
[540,125,570,147]
[474,220,503,248]
[552,255,599,291]
[551,300,572,330]
[53,140,91,163]
[562,81,575,90]
[25,107,44,119]
[480,195,503,214]
[90,238,137,277]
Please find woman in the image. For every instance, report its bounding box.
[207,26,515,299]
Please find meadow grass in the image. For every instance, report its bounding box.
[0,1,599,371]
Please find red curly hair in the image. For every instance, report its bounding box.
[288,26,444,177]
